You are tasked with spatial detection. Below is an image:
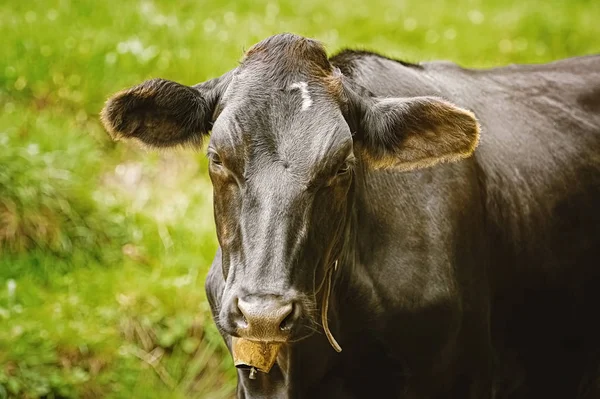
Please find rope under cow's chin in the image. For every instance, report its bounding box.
[321,260,342,352]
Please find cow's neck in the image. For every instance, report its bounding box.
[284,175,393,395]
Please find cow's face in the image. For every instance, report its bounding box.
[101,34,479,345]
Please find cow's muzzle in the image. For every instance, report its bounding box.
[225,293,302,342]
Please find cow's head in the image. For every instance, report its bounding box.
[101,34,479,347]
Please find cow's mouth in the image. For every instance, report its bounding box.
[232,337,281,379]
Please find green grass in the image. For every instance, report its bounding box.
[1,0,599,397]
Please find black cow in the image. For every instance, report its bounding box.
[101,34,600,398]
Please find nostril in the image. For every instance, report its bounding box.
[239,314,248,329]
[233,297,249,329]
[279,312,293,331]
[279,303,296,331]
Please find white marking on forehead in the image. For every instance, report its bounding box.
[289,81,313,111]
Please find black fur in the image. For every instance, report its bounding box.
[101,79,211,147]
[331,49,423,77]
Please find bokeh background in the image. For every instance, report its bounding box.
[1,0,599,397]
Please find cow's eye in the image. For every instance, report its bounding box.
[207,150,223,166]
[336,157,355,176]
[337,161,352,175]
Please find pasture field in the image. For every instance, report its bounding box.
[1,0,599,397]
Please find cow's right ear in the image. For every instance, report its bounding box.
[100,73,232,148]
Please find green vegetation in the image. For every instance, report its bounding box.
[1,0,598,397]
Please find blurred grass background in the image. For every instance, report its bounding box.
[0,0,598,397]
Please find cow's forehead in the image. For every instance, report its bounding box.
[210,79,351,170]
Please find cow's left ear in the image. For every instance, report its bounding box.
[352,95,480,171]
